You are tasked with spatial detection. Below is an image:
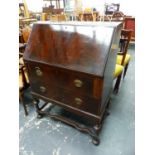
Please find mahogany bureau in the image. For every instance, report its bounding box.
[23,21,122,145]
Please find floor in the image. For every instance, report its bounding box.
[19,44,135,155]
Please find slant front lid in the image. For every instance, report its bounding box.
[24,22,116,77]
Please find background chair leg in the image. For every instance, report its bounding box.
[123,63,129,78]
[19,92,28,116]
[114,74,122,94]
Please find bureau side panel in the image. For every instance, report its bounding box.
[100,23,123,113]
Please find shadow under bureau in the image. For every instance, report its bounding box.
[23,21,122,145]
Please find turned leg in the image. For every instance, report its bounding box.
[90,127,100,145]
[123,63,129,79]
[33,98,43,119]
[93,98,111,136]
[19,91,28,116]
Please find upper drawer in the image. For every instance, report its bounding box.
[26,62,103,99]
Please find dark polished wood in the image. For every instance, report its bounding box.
[113,29,132,93]
[24,22,122,145]
[119,29,132,66]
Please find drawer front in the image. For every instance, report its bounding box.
[30,81,100,115]
[58,89,100,115]
[27,62,99,97]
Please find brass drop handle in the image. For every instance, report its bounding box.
[75,97,83,105]
[40,86,46,93]
[74,79,83,87]
[35,67,43,76]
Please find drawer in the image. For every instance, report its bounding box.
[30,82,100,115]
[62,91,100,115]
[27,62,102,98]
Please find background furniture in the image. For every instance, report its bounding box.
[42,0,66,20]
[19,65,29,116]
[43,0,65,14]
[111,11,125,21]
[124,17,135,41]
[105,3,120,15]
[19,0,30,18]
[23,22,122,145]
[19,32,25,43]
[20,26,32,43]
[19,0,37,28]
[50,14,67,21]
[113,64,124,93]
[19,38,30,115]
[78,11,99,21]
[116,29,132,79]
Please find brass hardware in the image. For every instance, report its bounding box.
[74,79,83,87]
[75,97,82,105]
[40,86,46,93]
[35,67,43,76]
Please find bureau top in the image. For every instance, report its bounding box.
[24,22,121,77]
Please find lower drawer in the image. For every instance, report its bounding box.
[31,83,100,115]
